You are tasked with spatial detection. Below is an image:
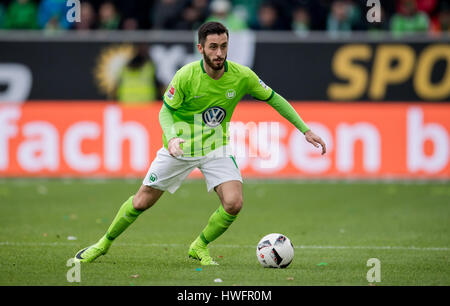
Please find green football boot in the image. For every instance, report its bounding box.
[188,238,219,266]
[74,236,111,263]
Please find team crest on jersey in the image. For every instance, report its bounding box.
[226,89,236,99]
[202,106,226,127]
[259,79,268,90]
[167,85,175,100]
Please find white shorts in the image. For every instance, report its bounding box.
[143,146,242,194]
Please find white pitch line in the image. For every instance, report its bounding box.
[294,245,450,252]
[0,241,448,252]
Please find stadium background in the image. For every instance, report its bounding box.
[0,0,449,287]
[0,0,448,179]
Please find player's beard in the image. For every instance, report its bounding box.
[203,51,227,71]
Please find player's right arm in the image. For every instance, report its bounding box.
[159,71,186,157]
[159,106,184,157]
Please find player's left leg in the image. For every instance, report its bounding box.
[214,180,243,215]
[188,153,243,265]
[188,180,242,265]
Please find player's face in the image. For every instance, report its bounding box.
[199,33,228,71]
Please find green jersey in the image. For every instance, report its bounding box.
[162,59,274,157]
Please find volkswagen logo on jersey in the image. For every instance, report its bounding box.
[202,107,226,127]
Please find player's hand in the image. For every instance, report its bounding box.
[168,137,185,157]
[304,130,326,155]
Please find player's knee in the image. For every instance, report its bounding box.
[223,196,243,216]
[132,186,163,211]
[132,195,151,211]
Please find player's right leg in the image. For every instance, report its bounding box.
[74,185,163,263]
[74,147,196,263]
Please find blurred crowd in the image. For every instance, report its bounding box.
[0,0,448,35]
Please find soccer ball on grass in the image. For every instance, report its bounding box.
[256,233,294,268]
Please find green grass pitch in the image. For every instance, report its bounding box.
[0,178,449,286]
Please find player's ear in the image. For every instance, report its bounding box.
[196,43,203,54]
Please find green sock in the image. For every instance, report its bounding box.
[198,205,237,246]
[104,196,143,242]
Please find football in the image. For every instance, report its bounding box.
[256,233,294,268]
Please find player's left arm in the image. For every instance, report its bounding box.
[267,93,326,155]
[247,69,326,155]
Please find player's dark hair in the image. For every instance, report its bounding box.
[198,22,229,46]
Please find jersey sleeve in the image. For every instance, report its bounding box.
[163,70,185,111]
[246,68,274,101]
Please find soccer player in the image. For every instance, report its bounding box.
[74,22,326,265]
